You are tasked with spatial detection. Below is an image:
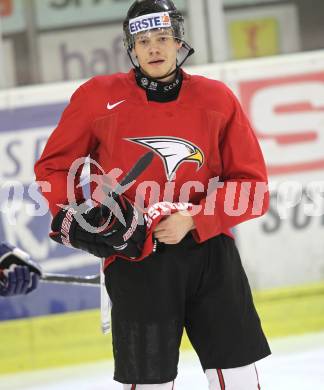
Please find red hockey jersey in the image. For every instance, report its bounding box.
[34,69,269,248]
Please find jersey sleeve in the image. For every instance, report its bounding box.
[34,84,97,217]
[191,88,269,243]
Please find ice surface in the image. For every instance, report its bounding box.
[1,332,324,390]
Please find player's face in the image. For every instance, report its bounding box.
[133,29,182,82]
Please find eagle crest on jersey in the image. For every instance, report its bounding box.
[128,137,204,180]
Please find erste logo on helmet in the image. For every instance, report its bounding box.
[129,12,172,35]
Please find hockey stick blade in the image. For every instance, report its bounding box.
[101,151,154,216]
[41,272,100,286]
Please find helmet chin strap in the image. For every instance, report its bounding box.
[127,42,195,82]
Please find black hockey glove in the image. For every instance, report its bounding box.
[99,194,146,259]
[50,195,146,259]
[50,205,115,258]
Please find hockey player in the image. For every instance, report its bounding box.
[34,0,271,388]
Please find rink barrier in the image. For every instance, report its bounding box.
[0,281,323,375]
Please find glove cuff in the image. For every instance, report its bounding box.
[103,201,193,269]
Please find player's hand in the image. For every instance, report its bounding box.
[50,205,116,258]
[0,266,40,296]
[99,195,147,259]
[0,243,42,296]
[153,210,195,244]
[50,195,146,259]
